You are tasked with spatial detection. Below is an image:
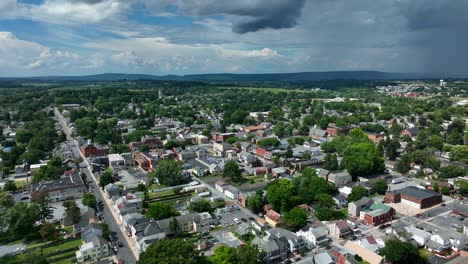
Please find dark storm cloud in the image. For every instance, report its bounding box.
[176,0,306,33]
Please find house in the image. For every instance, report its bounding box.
[328,220,353,239]
[384,186,442,209]
[265,209,283,227]
[238,191,255,208]
[224,186,238,200]
[327,171,352,187]
[326,124,352,137]
[108,153,126,171]
[362,204,395,226]
[271,167,287,178]
[333,193,348,208]
[343,241,383,264]
[134,152,157,171]
[309,127,328,139]
[215,180,230,193]
[211,132,235,142]
[426,233,452,253]
[348,197,374,217]
[313,252,334,264]
[80,140,108,157]
[75,235,110,263]
[30,172,85,202]
[296,226,330,249]
[252,236,288,264]
[355,235,381,253]
[265,228,307,254]
[104,183,124,198]
[236,222,255,237]
[177,150,196,161]
[405,226,431,246]
[400,127,419,137]
[366,132,385,142]
[385,160,397,172]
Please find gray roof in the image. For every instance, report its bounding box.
[351,196,372,207]
[394,186,441,200]
[314,252,334,264]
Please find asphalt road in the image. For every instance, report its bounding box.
[54,109,137,264]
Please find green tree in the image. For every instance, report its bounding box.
[188,200,212,213]
[283,208,308,231]
[441,186,450,195]
[169,217,181,237]
[5,202,41,239]
[438,165,465,179]
[385,139,400,161]
[348,186,368,202]
[341,143,384,180]
[315,193,336,209]
[36,192,53,223]
[381,240,425,264]
[428,135,444,151]
[40,222,59,241]
[82,192,97,209]
[433,183,439,193]
[237,244,264,264]
[138,238,207,264]
[455,180,468,195]
[266,179,297,212]
[147,202,180,220]
[3,180,17,192]
[210,245,237,264]
[101,222,110,241]
[247,192,264,213]
[257,138,280,148]
[315,207,336,221]
[450,145,468,163]
[396,154,411,174]
[154,160,186,186]
[373,179,388,195]
[99,169,114,188]
[223,161,241,182]
[63,200,81,224]
[323,153,339,171]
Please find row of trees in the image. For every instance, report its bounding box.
[137,238,264,264]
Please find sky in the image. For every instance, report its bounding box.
[1,0,467,77]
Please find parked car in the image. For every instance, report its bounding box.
[241,218,247,222]
[118,241,124,247]
[378,225,386,230]
[234,218,240,224]
[440,203,446,207]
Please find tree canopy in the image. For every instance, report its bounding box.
[153,159,186,186]
[137,238,207,264]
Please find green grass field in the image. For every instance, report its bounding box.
[1,238,82,264]
[224,86,316,93]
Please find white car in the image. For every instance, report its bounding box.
[233,218,240,224]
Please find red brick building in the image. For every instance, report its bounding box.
[366,132,385,142]
[134,152,157,171]
[211,132,235,142]
[326,124,352,137]
[80,140,109,157]
[384,186,442,209]
[362,204,395,226]
[256,147,272,158]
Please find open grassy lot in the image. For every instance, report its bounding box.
[0,238,81,264]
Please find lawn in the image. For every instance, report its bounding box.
[418,248,434,261]
[1,238,82,264]
[335,208,348,219]
[148,189,175,199]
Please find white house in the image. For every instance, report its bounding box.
[405,226,431,246]
[296,227,329,249]
[333,193,348,208]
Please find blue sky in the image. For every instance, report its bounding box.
[0,0,467,77]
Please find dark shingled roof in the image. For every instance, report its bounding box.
[395,186,441,200]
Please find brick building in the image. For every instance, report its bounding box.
[362,204,395,226]
[81,140,109,157]
[365,132,385,142]
[384,186,442,209]
[326,124,352,137]
[211,132,235,142]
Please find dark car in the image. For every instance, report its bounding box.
[249,217,255,221]
[440,203,446,207]
[118,241,124,247]
[378,225,386,230]
[241,218,247,222]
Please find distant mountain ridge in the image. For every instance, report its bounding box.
[0,71,459,82]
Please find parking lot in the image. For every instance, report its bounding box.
[214,208,252,227]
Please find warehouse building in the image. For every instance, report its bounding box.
[384,186,442,209]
